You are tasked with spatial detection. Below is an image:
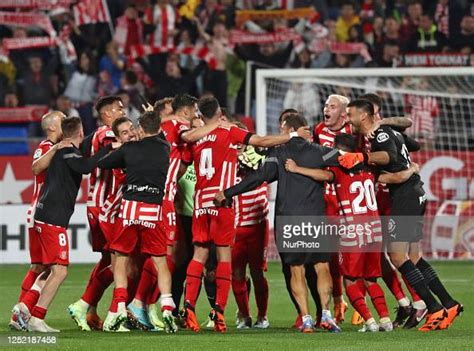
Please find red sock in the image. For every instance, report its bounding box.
[356,279,367,295]
[185,260,204,308]
[232,279,250,318]
[382,260,406,301]
[21,289,40,312]
[367,283,389,318]
[215,262,232,311]
[31,306,47,320]
[109,288,128,313]
[134,258,157,303]
[402,275,422,302]
[330,256,342,298]
[345,283,372,321]
[254,277,269,318]
[81,266,114,306]
[18,270,39,302]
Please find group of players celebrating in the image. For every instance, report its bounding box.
[8,90,463,334]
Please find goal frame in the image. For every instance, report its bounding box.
[255,67,474,135]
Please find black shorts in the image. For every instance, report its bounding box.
[388,191,427,243]
[280,251,331,266]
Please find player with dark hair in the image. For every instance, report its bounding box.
[97,110,177,333]
[285,133,421,332]
[68,95,126,330]
[10,111,67,331]
[216,112,344,333]
[154,97,174,119]
[21,117,112,332]
[182,97,309,333]
[358,93,427,329]
[339,99,463,332]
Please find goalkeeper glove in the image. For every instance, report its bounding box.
[238,145,266,170]
[338,152,369,169]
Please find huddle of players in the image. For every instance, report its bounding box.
[9,93,306,333]
[9,90,463,334]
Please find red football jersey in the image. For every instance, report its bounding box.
[330,167,383,248]
[313,121,352,148]
[191,126,251,209]
[161,120,190,202]
[99,168,126,223]
[27,140,54,228]
[234,176,269,227]
[87,126,116,207]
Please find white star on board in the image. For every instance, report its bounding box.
[0,163,33,203]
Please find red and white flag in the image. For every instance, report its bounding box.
[0,11,56,36]
[144,4,178,48]
[73,0,111,26]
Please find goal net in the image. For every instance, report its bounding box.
[255,67,474,259]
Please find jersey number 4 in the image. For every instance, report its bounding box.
[350,179,377,214]
[199,148,215,180]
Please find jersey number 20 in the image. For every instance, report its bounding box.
[350,179,377,214]
[199,148,215,180]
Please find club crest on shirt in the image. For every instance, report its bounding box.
[33,148,43,159]
[377,132,389,143]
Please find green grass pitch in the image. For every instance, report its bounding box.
[0,261,472,351]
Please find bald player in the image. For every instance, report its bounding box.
[10,111,67,331]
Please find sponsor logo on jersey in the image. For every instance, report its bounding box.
[33,148,43,159]
[123,219,157,228]
[194,208,219,217]
[377,132,389,143]
[105,130,115,138]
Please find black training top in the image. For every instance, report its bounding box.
[97,134,170,205]
[224,137,340,216]
[35,144,111,227]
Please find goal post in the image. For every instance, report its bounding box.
[255,67,474,259]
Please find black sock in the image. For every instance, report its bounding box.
[416,258,457,309]
[398,260,443,313]
[282,262,301,314]
[246,276,252,297]
[305,265,322,320]
[204,276,216,309]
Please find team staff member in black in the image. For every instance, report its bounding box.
[27,117,112,333]
[97,111,177,333]
[339,99,463,332]
[215,113,342,334]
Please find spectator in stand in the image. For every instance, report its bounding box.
[0,72,10,107]
[347,24,372,67]
[374,17,401,61]
[55,95,79,118]
[197,0,223,34]
[335,1,361,42]
[119,69,144,108]
[433,0,449,37]
[407,13,447,53]
[113,4,144,56]
[98,70,118,97]
[399,0,422,42]
[64,51,97,135]
[450,15,474,54]
[290,45,313,69]
[4,91,19,108]
[99,41,126,90]
[117,89,141,125]
[144,0,178,48]
[376,40,400,67]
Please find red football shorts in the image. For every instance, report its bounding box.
[110,200,166,257]
[232,220,269,272]
[162,199,177,245]
[339,243,382,278]
[100,220,123,252]
[33,221,69,265]
[28,226,43,264]
[87,207,107,252]
[192,207,236,246]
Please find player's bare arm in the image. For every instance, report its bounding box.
[32,140,70,175]
[378,162,420,184]
[284,159,334,182]
[248,126,310,148]
[180,120,227,143]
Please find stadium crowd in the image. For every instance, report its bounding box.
[0,0,473,136]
